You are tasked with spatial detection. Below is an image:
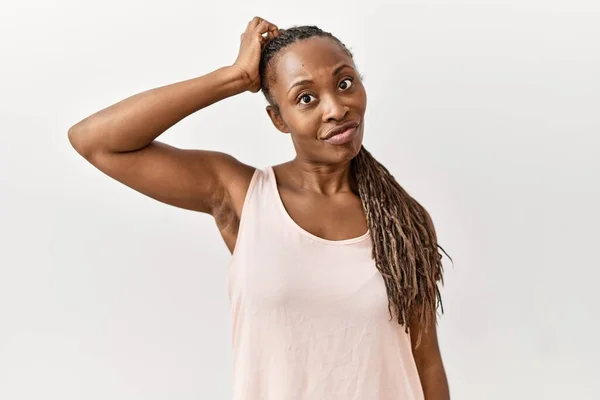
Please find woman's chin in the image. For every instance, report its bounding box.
[327,139,363,163]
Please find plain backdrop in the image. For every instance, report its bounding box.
[1,0,599,399]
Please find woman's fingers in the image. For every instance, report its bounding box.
[242,17,278,46]
[248,16,263,29]
[267,24,279,39]
[255,19,278,36]
[256,20,271,33]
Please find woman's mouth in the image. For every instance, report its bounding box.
[322,124,358,145]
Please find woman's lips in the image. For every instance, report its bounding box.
[322,125,358,145]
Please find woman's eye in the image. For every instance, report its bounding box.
[299,94,314,104]
[339,78,353,90]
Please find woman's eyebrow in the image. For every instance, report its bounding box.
[332,64,354,76]
[287,79,313,94]
[287,64,355,94]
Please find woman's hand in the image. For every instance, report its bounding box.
[232,16,279,93]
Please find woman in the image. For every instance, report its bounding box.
[68,16,451,400]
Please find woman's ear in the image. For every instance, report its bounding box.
[266,105,290,134]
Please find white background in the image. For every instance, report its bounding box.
[1,0,599,399]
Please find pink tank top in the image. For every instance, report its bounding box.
[227,166,424,400]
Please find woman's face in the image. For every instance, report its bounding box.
[265,36,367,165]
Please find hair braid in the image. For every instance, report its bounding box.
[351,146,451,347]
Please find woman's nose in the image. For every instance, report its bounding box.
[322,96,349,122]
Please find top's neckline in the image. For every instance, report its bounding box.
[267,166,370,246]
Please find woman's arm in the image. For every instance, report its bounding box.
[410,318,450,399]
[67,66,252,214]
[68,66,249,156]
[67,17,278,215]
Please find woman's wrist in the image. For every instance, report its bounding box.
[225,64,254,94]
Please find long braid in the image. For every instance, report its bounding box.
[259,26,452,347]
[352,146,451,347]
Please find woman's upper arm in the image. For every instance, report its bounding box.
[77,140,254,215]
[409,317,450,398]
[410,320,444,371]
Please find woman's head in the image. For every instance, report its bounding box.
[259,25,450,347]
[259,26,366,165]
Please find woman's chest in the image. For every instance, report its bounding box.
[229,237,391,321]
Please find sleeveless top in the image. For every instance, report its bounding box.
[226,166,424,400]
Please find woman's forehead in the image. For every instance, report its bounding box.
[272,37,353,85]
